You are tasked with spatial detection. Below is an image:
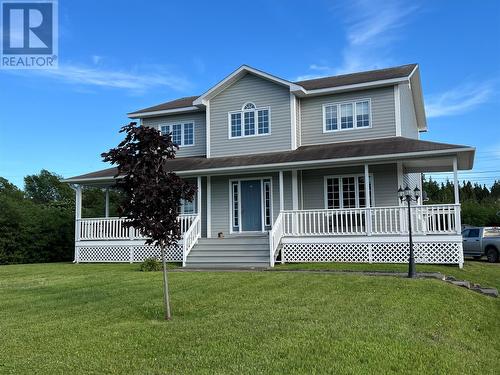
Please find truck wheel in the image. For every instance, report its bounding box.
[486,247,499,263]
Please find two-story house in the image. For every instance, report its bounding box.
[64,64,475,268]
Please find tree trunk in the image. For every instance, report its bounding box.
[160,245,172,320]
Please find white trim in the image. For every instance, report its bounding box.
[295,77,409,97]
[206,101,211,158]
[281,235,462,244]
[322,98,372,133]
[291,170,299,210]
[197,176,202,217]
[194,65,304,105]
[104,188,109,218]
[228,106,271,139]
[263,179,273,227]
[394,85,401,136]
[299,170,304,210]
[323,174,374,209]
[290,93,297,150]
[158,121,196,147]
[279,171,284,212]
[242,102,256,110]
[453,157,459,204]
[228,176,273,233]
[128,106,200,118]
[207,176,211,238]
[408,64,419,80]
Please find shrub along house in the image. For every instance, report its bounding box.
[64,64,475,268]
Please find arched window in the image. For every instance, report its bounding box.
[242,102,256,110]
[229,102,270,138]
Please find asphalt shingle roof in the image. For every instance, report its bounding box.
[128,64,417,115]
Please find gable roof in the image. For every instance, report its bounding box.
[128,64,420,118]
[192,65,304,106]
[63,137,474,183]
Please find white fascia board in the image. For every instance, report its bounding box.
[61,176,120,184]
[408,66,428,131]
[193,65,304,105]
[294,77,409,97]
[128,106,201,119]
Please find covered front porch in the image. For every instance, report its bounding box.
[70,157,467,268]
[63,137,474,268]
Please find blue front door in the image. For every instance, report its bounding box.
[241,180,262,231]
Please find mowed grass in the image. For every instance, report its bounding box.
[276,261,500,290]
[0,263,499,374]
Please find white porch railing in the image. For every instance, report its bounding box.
[182,215,201,267]
[77,214,198,241]
[269,212,284,267]
[270,204,461,265]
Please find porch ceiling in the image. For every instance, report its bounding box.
[63,137,475,184]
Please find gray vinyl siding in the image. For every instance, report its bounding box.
[209,73,292,157]
[300,86,396,145]
[399,83,419,138]
[142,112,206,157]
[209,172,281,237]
[301,164,399,209]
[295,96,301,147]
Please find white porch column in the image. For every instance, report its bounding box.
[364,164,372,236]
[207,176,212,238]
[453,157,459,204]
[291,170,299,210]
[197,176,202,216]
[74,185,82,263]
[104,188,109,218]
[279,171,284,212]
[453,157,461,233]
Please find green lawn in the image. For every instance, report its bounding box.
[1,263,499,374]
[276,261,500,290]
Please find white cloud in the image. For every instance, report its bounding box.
[426,82,494,118]
[92,55,102,65]
[296,0,418,80]
[27,63,192,94]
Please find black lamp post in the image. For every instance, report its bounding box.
[398,185,420,278]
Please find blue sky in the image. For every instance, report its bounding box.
[0,0,499,188]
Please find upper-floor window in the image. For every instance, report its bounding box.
[160,122,195,147]
[229,102,270,138]
[323,99,371,132]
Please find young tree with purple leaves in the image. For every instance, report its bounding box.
[102,122,196,320]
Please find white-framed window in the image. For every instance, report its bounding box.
[263,180,272,227]
[160,122,195,147]
[323,99,371,133]
[232,182,239,230]
[324,175,374,209]
[228,102,271,138]
[180,198,195,214]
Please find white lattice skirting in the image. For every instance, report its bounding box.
[76,243,182,263]
[281,237,463,265]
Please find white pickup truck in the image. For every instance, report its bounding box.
[462,227,500,262]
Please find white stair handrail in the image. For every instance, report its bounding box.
[182,214,201,267]
[269,212,284,267]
